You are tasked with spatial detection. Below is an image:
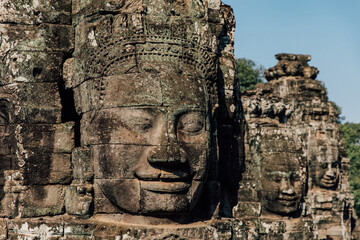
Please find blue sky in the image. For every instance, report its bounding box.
[222,0,360,123]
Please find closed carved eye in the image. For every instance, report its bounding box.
[177,112,204,135]
[321,163,328,169]
[119,109,155,133]
[290,173,300,181]
[127,118,153,132]
[273,175,282,183]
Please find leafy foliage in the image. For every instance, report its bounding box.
[330,101,345,123]
[236,58,265,93]
[340,123,360,215]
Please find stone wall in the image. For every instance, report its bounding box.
[0,0,74,221]
[0,1,357,239]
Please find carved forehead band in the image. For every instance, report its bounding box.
[85,22,218,82]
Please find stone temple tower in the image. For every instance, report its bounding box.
[0,0,357,239]
[240,53,356,239]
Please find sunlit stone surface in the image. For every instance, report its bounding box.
[0,0,357,239]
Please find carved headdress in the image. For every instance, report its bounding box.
[78,0,220,83]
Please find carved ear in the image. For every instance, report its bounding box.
[63,58,75,89]
[0,100,10,125]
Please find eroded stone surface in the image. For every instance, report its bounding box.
[0,0,73,222]
[0,1,357,239]
[66,0,241,219]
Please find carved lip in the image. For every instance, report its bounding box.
[134,168,190,182]
[277,197,298,206]
[321,179,336,186]
[140,181,191,193]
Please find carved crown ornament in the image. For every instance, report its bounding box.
[243,98,294,123]
[82,19,218,83]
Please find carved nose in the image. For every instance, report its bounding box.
[134,145,190,181]
[325,167,335,179]
[280,178,295,195]
[147,145,187,165]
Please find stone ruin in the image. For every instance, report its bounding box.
[241,53,356,239]
[0,0,357,239]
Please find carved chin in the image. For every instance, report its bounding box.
[263,198,300,215]
[98,179,141,214]
[98,179,203,215]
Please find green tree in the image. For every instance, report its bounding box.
[330,101,345,123]
[236,58,265,93]
[340,123,360,215]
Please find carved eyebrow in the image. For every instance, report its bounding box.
[120,108,157,119]
[267,171,288,177]
[266,171,299,177]
[119,108,165,125]
[316,159,339,163]
[174,109,205,117]
[177,112,204,130]
[178,110,204,117]
[117,108,159,132]
[175,110,205,125]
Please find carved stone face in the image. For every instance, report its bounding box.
[312,146,339,189]
[259,134,305,216]
[261,154,304,215]
[78,65,211,215]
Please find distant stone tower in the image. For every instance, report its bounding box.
[240,53,356,239]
